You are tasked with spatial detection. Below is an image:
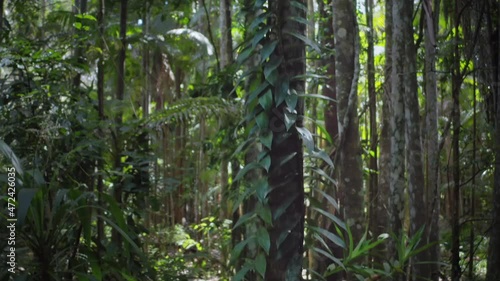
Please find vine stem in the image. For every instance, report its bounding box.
[200,0,220,72]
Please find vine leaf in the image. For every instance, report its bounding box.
[260,129,273,150]
[257,227,271,254]
[256,111,269,130]
[255,252,267,278]
[260,40,278,63]
[259,155,271,172]
[230,239,249,264]
[283,29,321,52]
[253,26,271,48]
[296,126,314,152]
[259,89,273,111]
[234,162,260,182]
[233,212,256,230]
[284,111,297,131]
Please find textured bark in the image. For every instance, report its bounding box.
[265,0,305,279]
[96,0,105,250]
[390,1,406,278]
[486,3,500,278]
[374,0,392,266]
[365,0,380,266]
[72,0,87,90]
[450,2,461,279]
[322,0,338,141]
[403,0,429,279]
[424,0,440,280]
[219,0,233,221]
[111,0,127,246]
[333,0,364,249]
[219,0,233,68]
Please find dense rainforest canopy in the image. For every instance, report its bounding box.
[0,0,499,280]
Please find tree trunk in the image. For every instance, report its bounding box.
[450,2,461,279]
[265,0,305,279]
[112,0,127,245]
[96,0,105,254]
[374,0,392,267]
[486,3,500,278]
[390,0,406,279]
[424,0,440,279]
[365,0,380,267]
[403,0,428,278]
[322,0,338,142]
[333,0,364,249]
[72,0,87,90]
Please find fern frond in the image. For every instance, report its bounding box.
[147,97,241,127]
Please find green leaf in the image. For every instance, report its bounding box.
[259,155,271,172]
[0,140,24,176]
[257,227,271,254]
[284,111,297,131]
[265,69,278,86]
[275,78,290,106]
[260,129,273,150]
[255,252,267,278]
[296,126,314,152]
[285,89,299,109]
[249,12,268,30]
[233,211,256,229]
[252,26,271,48]
[237,46,253,65]
[256,203,273,225]
[313,207,346,231]
[284,30,321,52]
[254,178,270,202]
[260,40,278,63]
[313,247,345,271]
[312,184,339,209]
[309,149,334,167]
[234,162,260,182]
[264,56,283,78]
[247,81,270,105]
[230,239,249,263]
[259,89,273,111]
[232,263,253,281]
[256,111,269,130]
[17,188,37,226]
[309,226,346,248]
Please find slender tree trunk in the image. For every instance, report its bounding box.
[424,0,440,280]
[96,0,105,257]
[219,0,233,221]
[322,0,338,143]
[265,0,305,279]
[112,0,127,245]
[450,2,461,279]
[219,0,232,68]
[365,0,380,266]
[375,0,392,267]
[333,0,364,248]
[403,0,428,279]
[72,0,87,90]
[390,0,406,279]
[486,4,500,278]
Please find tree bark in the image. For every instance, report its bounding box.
[374,0,392,267]
[390,0,406,279]
[403,0,428,278]
[333,0,364,249]
[424,0,440,280]
[265,0,305,279]
[486,2,500,278]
